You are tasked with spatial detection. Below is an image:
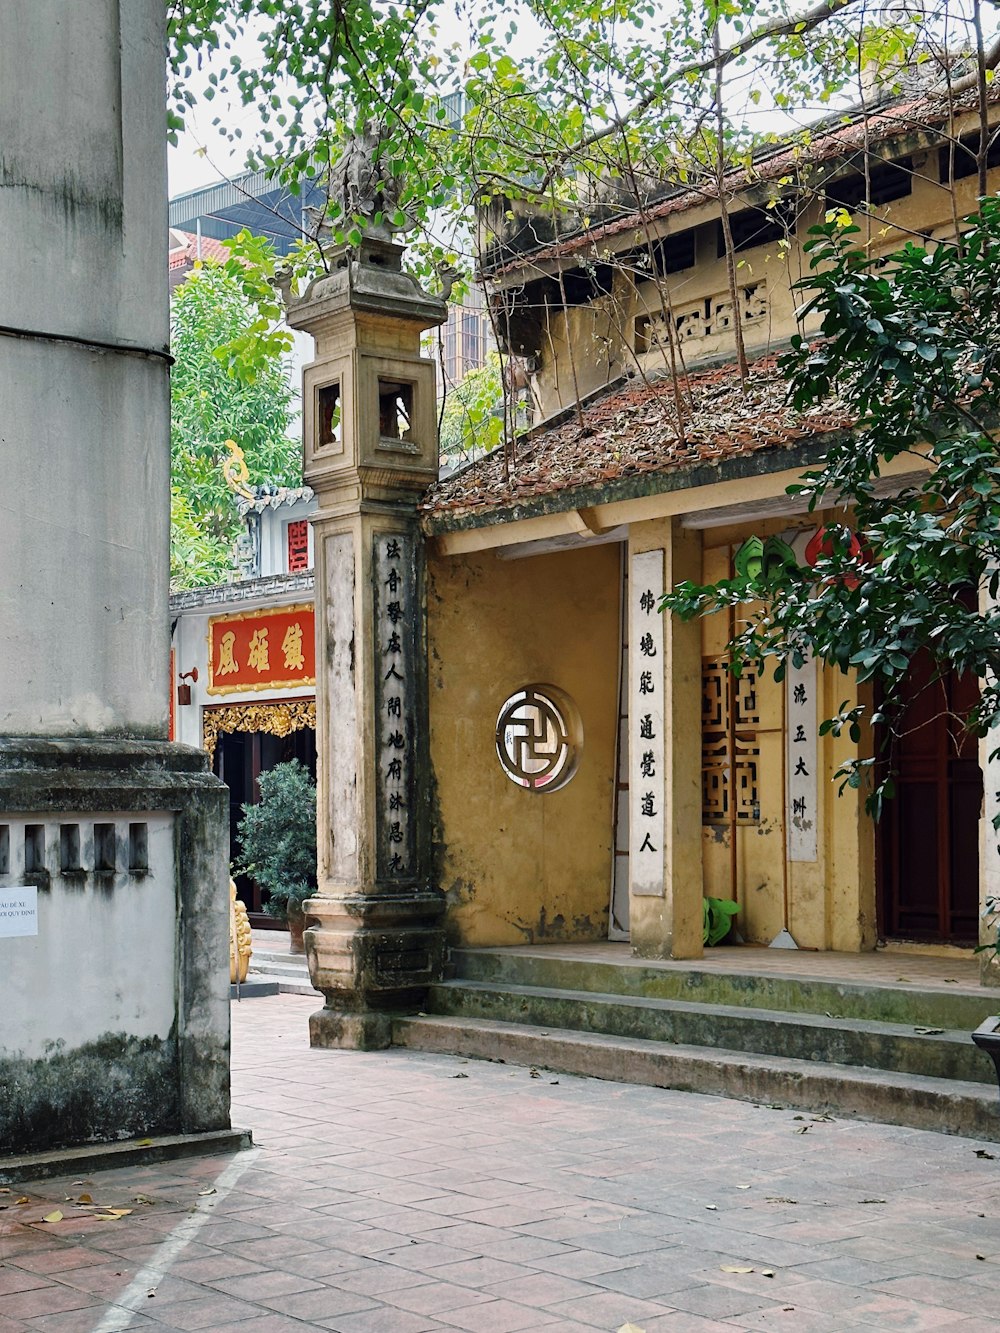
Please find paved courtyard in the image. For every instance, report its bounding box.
[3,994,1000,1332]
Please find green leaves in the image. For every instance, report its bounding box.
[666,199,1000,821]
[170,258,298,589]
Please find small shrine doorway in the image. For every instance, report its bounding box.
[204,701,317,926]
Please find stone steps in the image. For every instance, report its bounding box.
[392,1012,1000,1142]
[391,946,1000,1140]
[248,948,320,996]
[425,978,991,1084]
[448,947,996,1031]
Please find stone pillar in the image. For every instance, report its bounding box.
[628,519,704,959]
[286,231,447,1049]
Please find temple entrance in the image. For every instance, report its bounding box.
[204,701,317,926]
[876,654,982,944]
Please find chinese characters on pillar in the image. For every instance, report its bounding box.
[629,550,665,898]
[786,654,818,862]
[207,606,316,693]
[375,533,415,880]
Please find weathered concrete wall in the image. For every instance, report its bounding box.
[428,542,620,945]
[0,740,230,1156]
[0,0,169,738]
[0,1,232,1154]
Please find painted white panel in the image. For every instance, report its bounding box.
[0,816,176,1059]
[0,887,37,938]
[629,550,665,897]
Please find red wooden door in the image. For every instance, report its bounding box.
[877,655,982,943]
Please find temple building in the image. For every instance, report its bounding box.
[417,83,997,962]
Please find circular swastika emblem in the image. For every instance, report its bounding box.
[495,685,582,792]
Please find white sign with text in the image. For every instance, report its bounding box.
[0,886,38,938]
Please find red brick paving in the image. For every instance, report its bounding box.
[2,993,1000,1331]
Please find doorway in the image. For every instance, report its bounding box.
[877,653,982,943]
[213,725,317,926]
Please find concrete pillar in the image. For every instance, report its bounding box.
[0,0,230,1155]
[285,231,447,1048]
[628,519,704,959]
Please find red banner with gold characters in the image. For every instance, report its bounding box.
[207,604,316,695]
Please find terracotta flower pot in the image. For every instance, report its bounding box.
[287,898,306,955]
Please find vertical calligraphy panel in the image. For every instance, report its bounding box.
[373,532,416,882]
[325,532,358,884]
[786,654,818,863]
[629,550,665,898]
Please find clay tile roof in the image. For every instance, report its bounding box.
[168,230,233,271]
[486,82,996,277]
[421,355,852,526]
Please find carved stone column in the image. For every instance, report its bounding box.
[286,232,447,1049]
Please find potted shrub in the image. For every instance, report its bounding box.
[235,759,317,954]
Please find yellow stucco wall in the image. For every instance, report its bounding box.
[427,541,621,946]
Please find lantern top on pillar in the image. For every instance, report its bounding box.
[280,128,446,346]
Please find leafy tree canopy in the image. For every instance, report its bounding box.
[439,352,505,463]
[167,0,973,277]
[170,252,299,589]
[663,201,1000,813]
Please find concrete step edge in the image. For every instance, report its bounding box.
[430,979,979,1044]
[393,1014,1000,1143]
[448,948,993,1017]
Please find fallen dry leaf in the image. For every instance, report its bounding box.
[975,1150,996,1160]
[721,1265,754,1274]
[76,1193,94,1205]
[762,1269,775,1278]
[15,1196,29,1205]
[41,1211,64,1224]
[914,1027,944,1035]
[705,1204,718,1211]
[617,1324,646,1333]
[197,1188,216,1198]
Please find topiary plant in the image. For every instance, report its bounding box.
[235,759,317,921]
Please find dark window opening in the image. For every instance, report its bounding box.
[559,263,615,306]
[316,382,342,449]
[719,200,796,256]
[378,380,414,441]
[60,824,82,873]
[94,823,116,874]
[129,823,149,873]
[0,826,8,875]
[940,131,1000,183]
[826,157,913,211]
[24,825,45,875]
[656,228,697,274]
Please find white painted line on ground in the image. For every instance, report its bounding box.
[90,1147,260,1333]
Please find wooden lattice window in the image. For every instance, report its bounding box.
[702,656,760,825]
[287,520,309,572]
